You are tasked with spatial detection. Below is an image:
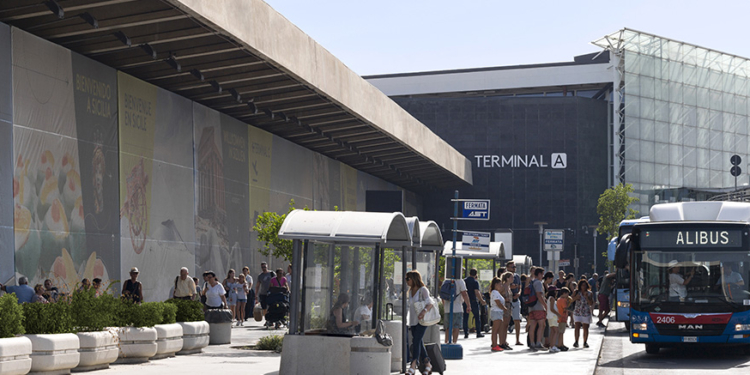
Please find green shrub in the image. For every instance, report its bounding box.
[22,301,74,334]
[0,294,24,338]
[70,289,116,332]
[165,299,204,322]
[160,302,177,324]
[114,299,163,328]
[256,334,284,352]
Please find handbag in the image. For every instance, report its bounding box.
[414,293,441,326]
[374,319,393,347]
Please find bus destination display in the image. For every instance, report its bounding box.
[640,229,743,249]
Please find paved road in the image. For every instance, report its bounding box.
[596,322,750,375]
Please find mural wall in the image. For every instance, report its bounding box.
[6,25,420,301]
[0,23,13,284]
[12,29,119,294]
[119,73,196,301]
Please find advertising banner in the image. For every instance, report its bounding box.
[461,231,490,252]
[119,72,195,301]
[194,104,250,280]
[12,29,118,293]
[0,23,12,284]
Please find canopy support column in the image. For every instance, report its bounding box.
[402,246,409,374]
[289,239,303,335]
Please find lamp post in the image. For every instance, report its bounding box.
[588,225,599,274]
[534,222,547,268]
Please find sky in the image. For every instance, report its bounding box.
[264,0,750,76]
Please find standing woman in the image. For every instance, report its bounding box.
[236,274,248,326]
[405,270,434,375]
[497,272,514,350]
[489,277,508,352]
[572,279,594,348]
[223,269,237,320]
[204,271,227,309]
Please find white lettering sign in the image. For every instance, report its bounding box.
[474,153,567,169]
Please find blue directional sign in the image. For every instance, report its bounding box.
[457,199,490,220]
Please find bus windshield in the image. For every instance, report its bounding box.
[633,249,750,313]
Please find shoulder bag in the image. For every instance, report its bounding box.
[413,288,440,326]
[374,319,393,347]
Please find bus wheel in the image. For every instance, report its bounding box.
[624,321,630,331]
[645,344,660,355]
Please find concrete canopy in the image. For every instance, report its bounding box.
[443,240,505,260]
[0,0,472,191]
[278,210,411,247]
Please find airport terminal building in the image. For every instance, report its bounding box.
[367,29,750,273]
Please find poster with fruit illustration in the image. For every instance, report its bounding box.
[0,23,13,285]
[11,28,117,293]
[119,73,195,302]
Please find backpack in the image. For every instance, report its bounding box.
[439,280,455,301]
[524,281,538,307]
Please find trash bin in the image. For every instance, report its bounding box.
[349,337,390,375]
[384,321,403,372]
[204,309,232,345]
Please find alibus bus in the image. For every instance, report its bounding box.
[616,201,750,354]
[611,216,650,330]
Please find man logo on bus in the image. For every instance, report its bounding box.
[678,325,703,330]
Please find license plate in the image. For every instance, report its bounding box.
[682,336,698,343]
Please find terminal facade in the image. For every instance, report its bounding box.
[367,29,750,274]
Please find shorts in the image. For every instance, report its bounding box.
[491,309,504,321]
[444,312,463,329]
[547,318,558,328]
[529,310,546,321]
[259,294,268,309]
[598,294,610,312]
[511,300,521,321]
[557,321,567,335]
[237,298,247,303]
[574,314,592,325]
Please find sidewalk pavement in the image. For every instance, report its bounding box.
[93,315,609,375]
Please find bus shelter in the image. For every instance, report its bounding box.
[277,210,412,375]
[442,241,507,290]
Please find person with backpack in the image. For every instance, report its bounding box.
[527,268,547,351]
[439,275,470,343]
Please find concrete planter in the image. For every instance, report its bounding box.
[26,333,80,375]
[73,331,118,372]
[0,336,32,375]
[349,337,390,375]
[204,309,232,345]
[280,335,350,375]
[176,321,209,355]
[113,327,157,364]
[152,324,183,360]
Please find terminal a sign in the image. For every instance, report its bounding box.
[474,153,567,169]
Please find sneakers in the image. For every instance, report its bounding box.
[559,345,569,351]
[501,343,513,350]
[464,333,469,339]
[573,341,579,348]
[596,321,605,327]
[549,346,560,353]
[476,333,485,338]
[584,342,590,348]
[491,345,504,352]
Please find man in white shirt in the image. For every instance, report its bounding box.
[443,277,471,343]
[668,261,693,301]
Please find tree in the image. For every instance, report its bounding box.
[253,199,297,262]
[597,183,640,240]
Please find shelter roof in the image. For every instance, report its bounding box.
[278,210,412,247]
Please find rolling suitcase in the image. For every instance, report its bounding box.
[439,342,463,360]
[419,343,447,375]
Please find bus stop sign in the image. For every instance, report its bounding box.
[456,199,490,220]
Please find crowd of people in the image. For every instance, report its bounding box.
[404,261,616,374]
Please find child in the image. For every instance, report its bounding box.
[556,287,571,351]
[490,277,509,352]
[546,286,563,353]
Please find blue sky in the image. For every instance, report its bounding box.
[265,0,750,76]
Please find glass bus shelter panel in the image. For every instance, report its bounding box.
[302,242,376,334]
[415,251,438,297]
[634,250,750,312]
[466,258,497,292]
[385,248,405,321]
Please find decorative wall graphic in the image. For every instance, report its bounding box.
[0,23,12,284]
[12,28,117,293]
[119,73,195,301]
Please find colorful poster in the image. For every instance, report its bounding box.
[0,23,12,284]
[119,73,195,301]
[12,29,117,293]
[194,104,250,280]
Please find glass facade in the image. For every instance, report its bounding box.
[595,30,750,214]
